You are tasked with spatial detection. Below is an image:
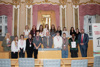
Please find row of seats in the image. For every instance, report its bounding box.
[0,56,100,67]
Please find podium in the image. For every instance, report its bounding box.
[38,48,62,59]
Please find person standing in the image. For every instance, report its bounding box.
[54,31,62,49]
[70,27,76,35]
[43,32,53,48]
[33,30,42,59]
[26,34,34,58]
[62,33,69,58]
[78,29,89,57]
[30,25,36,37]
[39,25,44,38]
[50,24,56,37]
[62,27,71,38]
[18,34,26,58]
[57,26,62,36]
[43,24,49,36]
[69,33,78,58]
[11,36,18,59]
[23,25,30,38]
[75,28,80,40]
[2,33,12,51]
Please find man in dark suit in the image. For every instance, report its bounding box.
[78,29,89,57]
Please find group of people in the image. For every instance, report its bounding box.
[2,24,89,59]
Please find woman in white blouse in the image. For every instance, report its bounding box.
[43,24,49,36]
[62,27,71,38]
[18,34,26,58]
[54,31,62,49]
[23,25,30,38]
[11,36,18,59]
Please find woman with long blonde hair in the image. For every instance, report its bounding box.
[11,36,18,58]
[2,33,12,51]
[23,25,30,38]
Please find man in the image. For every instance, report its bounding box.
[78,29,89,57]
[69,33,78,58]
[43,32,53,48]
[62,33,69,58]
[54,31,62,49]
[33,30,42,59]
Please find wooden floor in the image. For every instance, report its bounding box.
[11,57,94,67]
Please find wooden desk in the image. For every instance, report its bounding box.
[11,57,94,67]
[38,48,61,59]
[0,51,10,59]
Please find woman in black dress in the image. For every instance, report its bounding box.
[70,27,76,35]
[75,28,80,40]
[26,34,34,58]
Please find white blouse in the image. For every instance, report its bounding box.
[43,28,49,36]
[18,39,26,51]
[62,31,71,38]
[39,32,44,37]
[24,30,30,36]
[54,36,63,49]
[11,41,18,52]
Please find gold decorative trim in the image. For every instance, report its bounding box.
[0,0,100,6]
[79,0,100,5]
[0,1,14,5]
[32,1,60,5]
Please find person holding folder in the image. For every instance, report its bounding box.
[69,33,78,58]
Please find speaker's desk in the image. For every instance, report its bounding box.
[38,48,62,59]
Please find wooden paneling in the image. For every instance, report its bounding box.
[0,52,10,59]
[38,50,61,59]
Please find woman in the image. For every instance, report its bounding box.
[11,36,18,59]
[33,30,42,59]
[50,24,56,37]
[57,26,62,36]
[26,34,34,58]
[75,28,80,40]
[39,25,44,37]
[30,25,36,37]
[43,24,49,36]
[69,33,78,58]
[62,27,71,38]
[2,33,12,51]
[70,27,76,35]
[23,25,30,38]
[18,34,26,58]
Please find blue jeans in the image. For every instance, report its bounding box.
[62,50,68,58]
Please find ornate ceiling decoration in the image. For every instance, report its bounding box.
[0,0,100,6]
[79,0,100,5]
[72,0,80,6]
[59,0,67,6]
[12,0,20,6]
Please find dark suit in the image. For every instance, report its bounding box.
[78,33,89,57]
[43,36,53,48]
